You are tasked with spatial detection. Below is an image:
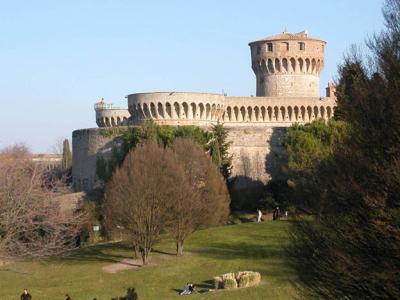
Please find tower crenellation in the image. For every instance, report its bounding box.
[249,31,326,97]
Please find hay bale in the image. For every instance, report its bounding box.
[247,271,261,287]
[236,271,261,288]
[238,274,250,288]
[221,272,235,281]
[213,271,261,290]
[223,277,238,290]
[213,276,222,289]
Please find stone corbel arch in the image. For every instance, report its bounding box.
[233,106,239,122]
[274,106,279,121]
[290,57,296,73]
[265,106,271,121]
[254,106,260,121]
[313,106,319,119]
[287,106,293,121]
[282,58,288,73]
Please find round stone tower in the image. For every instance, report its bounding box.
[249,31,326,97]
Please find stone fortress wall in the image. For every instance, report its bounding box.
[72,31,337,192]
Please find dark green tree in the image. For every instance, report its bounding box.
[208,122,232,180]
[61,139,72,170]
[282,119,349,212]
[288,1,400,298]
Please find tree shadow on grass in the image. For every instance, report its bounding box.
[195,279,214,290]
[50,242,134,264]
[151,249,176,256]
[190,240,286,261]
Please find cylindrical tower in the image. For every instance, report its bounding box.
[94,98,130,127]
[249,31,326,97]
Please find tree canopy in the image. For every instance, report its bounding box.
[287,1,400,298]
[104,138,230,263]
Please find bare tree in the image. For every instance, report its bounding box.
[169,138,230,255]
[0,145,84,260]
[104,139,191,265]
[50,138,65,154]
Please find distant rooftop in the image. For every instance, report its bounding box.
[249,31,325,44]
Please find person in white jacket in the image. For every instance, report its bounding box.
[257,209,262,222]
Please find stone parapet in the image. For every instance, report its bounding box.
[95,108,130,127]
[122,92,337,128]
[127,92,225,126]
[221,96,336,126]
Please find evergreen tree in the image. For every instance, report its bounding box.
[208,122,232,180]
[61,139,72,170]
[288,1,400,298]
[282,119,349,212]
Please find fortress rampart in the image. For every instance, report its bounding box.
[125,93,335,127]
[128,92,225,126]
[72,31,337,192]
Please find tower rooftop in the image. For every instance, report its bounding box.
[249,31,325,45]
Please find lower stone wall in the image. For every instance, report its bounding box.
[72,128,126,191]
[227,126,286,182]
[71,126,287,192]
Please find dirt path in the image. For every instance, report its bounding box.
[102,258,143,273]
[102,252,180,274]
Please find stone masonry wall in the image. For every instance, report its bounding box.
[227,126,286,182]
[72,126,286,192]
[72,128,125,191]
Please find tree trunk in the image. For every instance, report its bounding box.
[141,251,147,265]
[176,239,184,256]
[133,243,138,258]
[140,247,149,265]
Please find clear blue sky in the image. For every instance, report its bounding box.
[0,0,384,153]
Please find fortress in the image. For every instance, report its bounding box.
[72,31,337,192]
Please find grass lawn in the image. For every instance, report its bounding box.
[0,220,298,300]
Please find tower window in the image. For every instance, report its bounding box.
[267,43,273,52]
[282,42,289,51]
[299,42,305,50]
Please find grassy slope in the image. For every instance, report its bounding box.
[0,221,297,300]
